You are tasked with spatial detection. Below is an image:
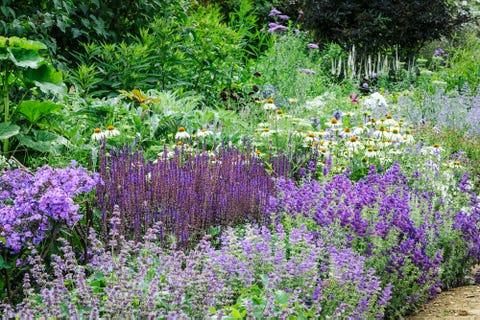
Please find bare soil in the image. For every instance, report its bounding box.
[407,267,480,320]
[407,285,480,320]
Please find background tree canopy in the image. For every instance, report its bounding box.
[274,0,472,58]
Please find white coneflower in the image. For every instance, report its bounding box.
[318,146,330,157]
[345,136,364,154]
[384,114,398,127]
[91,128,106,141]
[352,125,366,136]
[390,127,403,142]
[104,125,120,138]
[366,118,377,127]
[175,127,190,140]
[402,129,415,143]
[304,131,317,143]
[377,139,393,149]
[373,126,387,139]
[365,147,380,158]
[263,102,277,110]
[325,117,342,129]
[342,127,354,137]
[317,129,328,137]
[260,127,273,137]
[196,128,213,138]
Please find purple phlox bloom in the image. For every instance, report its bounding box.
[278,14,290,20]
[434,48,448,57]
[269,8,282,16]
[268,23,288,33]
[362,83,369,88]
[308,43,319,49]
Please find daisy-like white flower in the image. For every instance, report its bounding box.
[325,117,342,129]
[263,103,277,110]
[384,114,398,127]
[345,136,364,153]
[175,127,190,140]
[373,126,387,139]
[91,128,106,141]
[104,125,120,138]
[304,131,317,143]
[342,127,354,137]
[390,127,403,142]
[196,128,213,138]
[260,127,273,137]
[365,147,380,158]
[352,125,366,136]
[402,129,415,143]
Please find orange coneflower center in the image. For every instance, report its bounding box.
[106,125,115,131]
[178,127,186,132]
[330,118,338,124]
[349,136,357,142]
[94,128,102,133]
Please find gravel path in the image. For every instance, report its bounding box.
[407,285,480,320]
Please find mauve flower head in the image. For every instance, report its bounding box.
[308,43,319,49]
[268,8,282,16]
[278,14,290,20]
[268,24,288,33]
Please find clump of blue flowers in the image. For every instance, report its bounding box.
[0,161,99,254]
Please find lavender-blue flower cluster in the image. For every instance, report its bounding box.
[5,222,389,319]
[0,162,99,254]
[269,162,476,316]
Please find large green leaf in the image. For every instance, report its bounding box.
[16,100,63,124]
[23,64,66,95]
[0,36,47,68]
[0,122,20,140]
[17,130,71,153]
[7,47,45,68]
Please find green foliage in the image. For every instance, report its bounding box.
[68,3,260,107]
[0,36,66,157]
[440,32,480,94]
[278,0,471,58]
[0,0,170,65]
[252,30,326,103]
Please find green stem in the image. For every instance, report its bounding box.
[2,64,11,154]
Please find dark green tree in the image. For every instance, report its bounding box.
[277,0,471,58]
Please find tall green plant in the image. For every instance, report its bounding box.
[0,36,66,156]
